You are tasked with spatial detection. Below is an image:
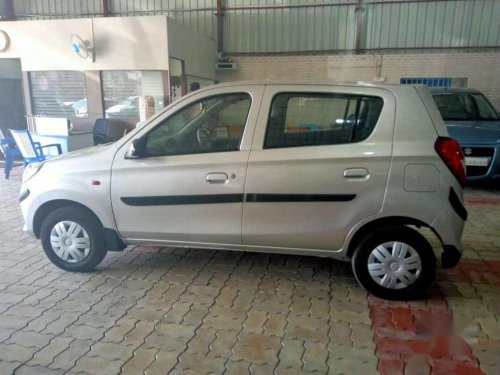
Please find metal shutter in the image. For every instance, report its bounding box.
[30,71,87,118]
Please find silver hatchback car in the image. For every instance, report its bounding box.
[19,82,466,300]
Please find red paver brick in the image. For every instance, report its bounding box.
[413,310,452,335]
[441,260,500,286]
[378,356,404,375]
[390,307,414,331]
[369,291,485,375]
[465,197,500,205]
[431,359,484,375]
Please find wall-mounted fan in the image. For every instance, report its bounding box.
[0,30,10,52]
[71,34,94,62]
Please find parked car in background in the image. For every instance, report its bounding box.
[19,82,467,300]
[106,96,165,119]
[432,88,500,181]
[71,99,88,118]
[105,96,140,118]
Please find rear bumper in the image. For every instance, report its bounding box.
[449,188,468,221]
[430,186,466,255]
[434,187,466,268]
[442,245,462,268]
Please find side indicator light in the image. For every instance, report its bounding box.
[91,180,101,186]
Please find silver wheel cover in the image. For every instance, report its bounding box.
[367,241,422,290]
[50,221,91,263]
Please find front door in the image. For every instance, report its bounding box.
[242,85,395,251]
[111,85,264,245]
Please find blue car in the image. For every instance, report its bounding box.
[431,88,500,181]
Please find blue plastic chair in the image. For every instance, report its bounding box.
[0,130,22,179]
[9,129,62,169]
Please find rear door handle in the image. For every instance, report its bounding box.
[206,172,229,184]
[344,168,369,179]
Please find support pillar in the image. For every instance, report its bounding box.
[216,0,224,55]
[2,0,16,21]
[355,0,364,53]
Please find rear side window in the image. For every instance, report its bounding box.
[264,93,384,149]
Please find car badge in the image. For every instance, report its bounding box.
[464,148,472,156]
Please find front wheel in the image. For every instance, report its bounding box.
[40,206,108,272]
[351,226,436,300]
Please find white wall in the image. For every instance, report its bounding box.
[0,16,169,71]
[0,16,217,77]
[93,16,169,71]
[217,52,500,108]
[167,19,217,80]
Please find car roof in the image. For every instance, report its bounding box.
[430,87,481,94]
[206,80,411,90]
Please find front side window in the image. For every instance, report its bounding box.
[30,71,87,118]
[143,93,251,157]
[265,93,383,149]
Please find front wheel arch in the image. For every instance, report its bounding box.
[33,200,103,238]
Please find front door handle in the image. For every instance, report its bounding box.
[206,172,229,184]
[344,168,369,179]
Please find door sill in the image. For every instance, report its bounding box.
[124,238,346,260]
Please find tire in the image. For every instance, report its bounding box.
[40,206,108,272]
[351,226,436,301]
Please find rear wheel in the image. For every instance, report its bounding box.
[351,226,436,300]
[40,206,108,272]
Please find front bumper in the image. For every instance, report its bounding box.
[19,189,30,203]
[462,143,500,181]
[20,189,36,236]
[19,183,40,236]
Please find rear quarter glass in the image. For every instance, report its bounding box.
[414,86,449,137]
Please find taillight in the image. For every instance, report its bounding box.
[434,137,467,187]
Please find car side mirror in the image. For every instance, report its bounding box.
[126,138,146,159]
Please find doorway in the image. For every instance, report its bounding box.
[0,58,26,135]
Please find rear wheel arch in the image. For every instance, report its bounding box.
[346,216,441,259]
[33,200,103,238]
[351,225,436,300]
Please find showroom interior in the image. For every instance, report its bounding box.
[0,0,499,375]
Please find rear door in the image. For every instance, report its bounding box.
[242,84,396,251]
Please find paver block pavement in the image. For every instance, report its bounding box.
[0,168,499,374]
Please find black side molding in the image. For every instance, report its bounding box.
[121,194,244,206]
[245,194,356,203]
[103,228,127,252]
[448,188,468,221]
[121,193,356,206]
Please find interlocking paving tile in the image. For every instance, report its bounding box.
[369,291,486,375]
[144,350,178,375]
[121,347,157,375]
[0,168,499,374]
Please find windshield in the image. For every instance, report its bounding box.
[433,93,499,122]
